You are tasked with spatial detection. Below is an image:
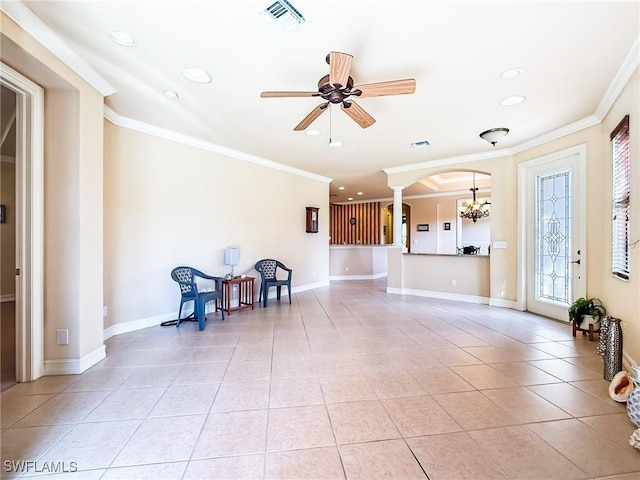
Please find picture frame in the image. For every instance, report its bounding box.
[417,224,429,232]
[444,222,451,231]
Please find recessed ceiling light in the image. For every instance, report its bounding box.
[500,68,523,79]
[411,140,430,148]
[109,30,136,47]
[328,140,343,147]
[181,67,212,84]
[499,95,527,106]
[163,90,179,100]
[337,186,345,191]
[306,129,320,136]
[356,192,363,196]
[347,197,354,201]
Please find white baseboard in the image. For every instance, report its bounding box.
[623,350,637,371]
[489,298,519,309]
[329,273,387,281]
[43,345,106,375]
[386,287,490,305]
[102,281,331,341]
[103,311,177,341]
[0,294,15,303]
[290,280,330,293]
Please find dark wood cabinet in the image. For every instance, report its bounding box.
[306,207,319,233]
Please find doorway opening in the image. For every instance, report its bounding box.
[517,144,587,319]
[1,85,17,391]
[385,203,411,252]
[1,61,45,384]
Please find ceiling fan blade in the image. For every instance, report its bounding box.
[341,101,376,129]
[293,104,327,131]
[261,91,318,98]
[329,51,353,88]
[354,79,416,98]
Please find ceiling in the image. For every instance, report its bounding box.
[12,1,640,201]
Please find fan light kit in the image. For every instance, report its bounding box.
[261,51,416,131]
[479,128,509,146]
[181,67,212,84]
[109,30,136,47]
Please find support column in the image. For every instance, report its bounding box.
[391,186,404,247]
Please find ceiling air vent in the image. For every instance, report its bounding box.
[259,0,308,36]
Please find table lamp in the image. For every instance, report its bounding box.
[224,247,239,279]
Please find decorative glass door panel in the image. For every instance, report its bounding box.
[536,169,571,305]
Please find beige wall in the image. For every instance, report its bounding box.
[329,246,388,278]
[402,254,490,299]
[103,122,330,329]
[1,161,15,297]
[387,67,639,364]
[599,68,639,366]
[1,13,105,367]
[389,161,515,303]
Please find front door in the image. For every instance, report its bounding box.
[521,145,586,320]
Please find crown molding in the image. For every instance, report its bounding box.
[104,106,332,184]
[595,35,639,120]
[0,1,115,96]
[383,148,511,174]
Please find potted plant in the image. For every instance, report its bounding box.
[568,297,606,328]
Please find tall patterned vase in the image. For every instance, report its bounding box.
[597,316,623,381]
[627,366,640,428]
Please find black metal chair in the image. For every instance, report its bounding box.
[170,266,224,330]
[254,259,292,307]
[458,245,480,255]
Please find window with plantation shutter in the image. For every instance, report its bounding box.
[611,115,630,280]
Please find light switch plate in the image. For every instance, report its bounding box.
[493,241,507,249]
[56,329,69,345]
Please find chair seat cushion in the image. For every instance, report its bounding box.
[265,280,289,286]
[199,291,220,302]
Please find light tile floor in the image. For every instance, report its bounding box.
[2,280,639,479]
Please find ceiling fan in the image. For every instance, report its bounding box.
[260,51,416,131]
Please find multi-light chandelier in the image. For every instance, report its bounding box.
[460,173,490,223]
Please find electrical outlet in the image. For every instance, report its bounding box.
[103,306,108,317]
[451,279,457,287]
[345,266,349,272]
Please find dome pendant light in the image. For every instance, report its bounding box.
[479,127,509,146]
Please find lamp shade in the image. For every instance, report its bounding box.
[224,247,239,266]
